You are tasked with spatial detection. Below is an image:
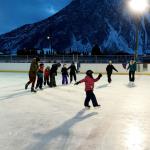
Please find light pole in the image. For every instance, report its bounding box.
[47,35,53,55]
[128,0,149,62]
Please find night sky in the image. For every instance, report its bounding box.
[0,0,71,35]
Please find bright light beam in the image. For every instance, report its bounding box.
[128,0,149,14]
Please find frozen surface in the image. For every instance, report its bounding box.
[0,73,150,150]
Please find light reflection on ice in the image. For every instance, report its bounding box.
[126,123,144,150]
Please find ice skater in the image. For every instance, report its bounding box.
[77,61,81,72]
[61,64,69,85]
[35,63,44,90]
[106,60,118,83]
[25,57,40,92]
[68,62,78,83]
[75,70,102,109]
[44,66,50,86]
[127,60,136,87]
[49,63,61,87]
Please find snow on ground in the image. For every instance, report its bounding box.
[0,73,150,150]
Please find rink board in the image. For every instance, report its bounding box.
[0,63,150,75]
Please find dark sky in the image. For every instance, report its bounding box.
[0,0,71,35]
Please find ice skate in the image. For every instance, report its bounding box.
[128,82,132,87]
[94,105,101,109]
[131,82,135,87]
[31,88,37,93]
[107,83,111,87]
[25,83,29,90]
[85,106,90,109]
[39,87,43,90]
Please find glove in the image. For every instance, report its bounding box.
[98,73,102,78]
[74,82,80,85]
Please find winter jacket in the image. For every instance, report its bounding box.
[61,67,69,76]
[51,64,59,75]
[106,65,118,74]
[44,69,50,79]
[29,58,39,75]
[127,62,136,72]
[79,75,100,92]
[37,66,44,79]
[68,64,77,74]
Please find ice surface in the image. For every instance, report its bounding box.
[0,73,150,150]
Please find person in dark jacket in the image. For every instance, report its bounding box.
[44,66,50,86]
[61,64,69,85]
[35,63,44,90]
[75,70,102,109]
[106,61,118,83]
[77,61,81,72]
[127,60,136,86]
[68,62,77,83]
[49,63,61,87]
[25,57,40,92]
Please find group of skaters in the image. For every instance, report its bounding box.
[25,57,137,109]
[25,57,78,92]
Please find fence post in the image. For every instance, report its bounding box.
[63,55,64,63]
[73,54,75,62]
[95,55,97,63]
[10,55,12,63]
[27,55,28,63]
[76,54,78,63]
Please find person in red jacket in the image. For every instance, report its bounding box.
[44,66,50,86]
[75,70,102,109]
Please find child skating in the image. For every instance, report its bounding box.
[61,64,69,85]
[49,63,61,87]
[75,70,102,109]
[106,60,118,84]
[127,60,136,87]
[35,63,44,90]
[44,66,50,86]
[68,62,78,83]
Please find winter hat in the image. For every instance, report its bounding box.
[57,63,61,67]
[86,70,94,76]
[39,63,44,67]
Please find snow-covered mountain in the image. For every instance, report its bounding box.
[0,0,150,54]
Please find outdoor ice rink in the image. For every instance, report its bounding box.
[0,72,150,150]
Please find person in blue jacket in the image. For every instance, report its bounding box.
[35,63,44,90]
[127,60,136,86]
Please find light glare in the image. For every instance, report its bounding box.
[128,0,149,13]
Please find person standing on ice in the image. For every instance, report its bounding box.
[127,60,136,86]
[49,63,61,87]
[61,64,69,85]
[75,70,102,109]
[25,57,40,92]
[68,61,78,83]
[44,66,50,86]
[106,60,118,83]
[35,63,44,90]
